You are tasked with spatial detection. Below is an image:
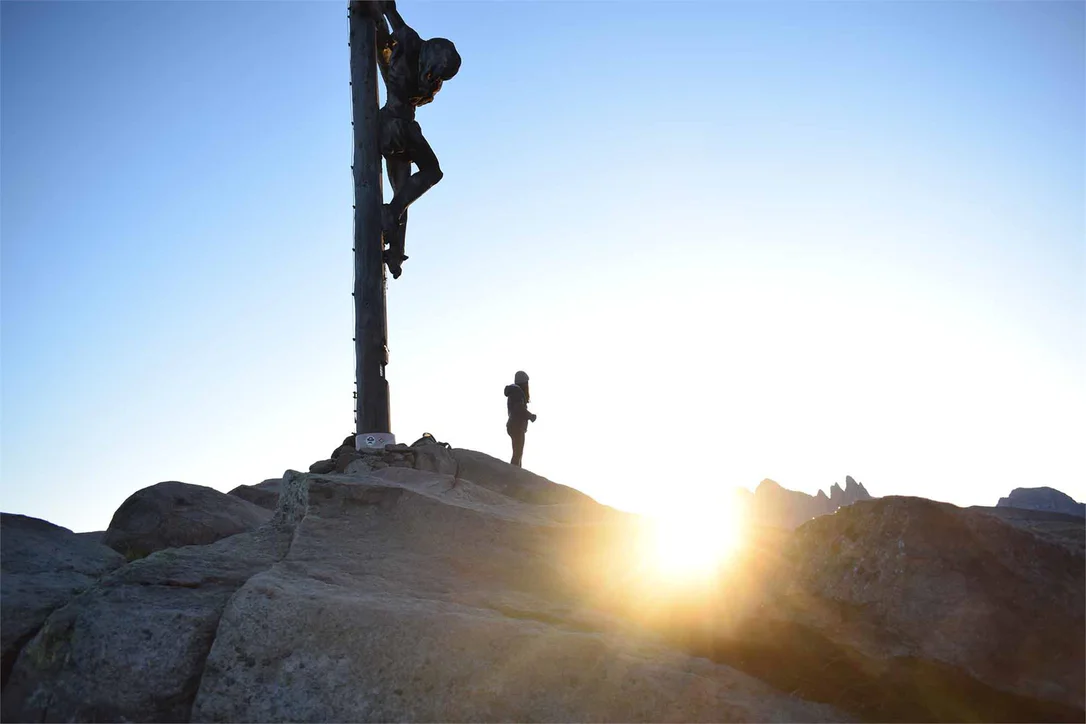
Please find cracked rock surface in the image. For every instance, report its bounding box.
[0,515,125,690]
[1,523,294,723]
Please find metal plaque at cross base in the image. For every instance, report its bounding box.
[356,432,397,453]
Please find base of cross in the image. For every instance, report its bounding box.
[356,432,397,452]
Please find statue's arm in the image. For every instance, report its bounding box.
[349,1,394,72]
[375,16,391,56]
[382,0,408,33]
[390,6,426,75]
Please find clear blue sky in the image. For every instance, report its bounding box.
[2,1,1083,533]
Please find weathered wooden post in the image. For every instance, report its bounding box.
[348,1,392,447]
[347,1,460,450]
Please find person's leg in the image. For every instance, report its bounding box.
[510,428,525,467]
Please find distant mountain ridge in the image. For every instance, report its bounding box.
[735,475,874,529]
[738,481,1086,530]
[998,487,1085,518]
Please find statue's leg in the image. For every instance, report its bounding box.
[385,121,442,224]
[383,155,411,278]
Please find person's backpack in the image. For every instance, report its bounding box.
[411,432,451,450]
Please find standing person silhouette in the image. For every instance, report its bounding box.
[504,371,536,467]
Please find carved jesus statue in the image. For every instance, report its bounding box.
[366,0,461,278]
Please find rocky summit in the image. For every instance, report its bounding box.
[997,486,1085,518]
[1,444,1083,723]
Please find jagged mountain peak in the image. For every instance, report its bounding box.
[756,478,783,492]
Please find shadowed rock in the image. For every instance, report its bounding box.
[1,524,294,723]
[450,448,597,506]
[308,459,336,474]
[413,443,457,476]
[0,515,124,689]
[102,481,272,560]
[997,486,1085,518]
[968,505,1086,555]
[228,478,282,511]
[783,496,1085,712]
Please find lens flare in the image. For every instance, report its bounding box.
[644,499,745,581]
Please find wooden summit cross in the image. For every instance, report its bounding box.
[347,1,460,449]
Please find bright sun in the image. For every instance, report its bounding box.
[644,502,745,580]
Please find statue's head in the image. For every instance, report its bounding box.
[417,38,461,100]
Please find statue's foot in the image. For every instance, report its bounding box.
[384,249,409,279]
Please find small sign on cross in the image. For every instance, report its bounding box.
[356,432,397,452]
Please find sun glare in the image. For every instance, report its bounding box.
[644,502,745,581]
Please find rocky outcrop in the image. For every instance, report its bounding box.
[4,452,1082,723]
[190,467,841,723]
[2,523,295,723]
[4,465,845,723]
[0,515,124,688]
[308,458,336,474]
[449,448,595,506]
[309,433,366,475]
[227,477,282,511]
[102,481,272,560]
[307,437,593,505]
[308,435,459,477]
[783,496,1085,715]
[997,486,1085,518]
[969,505,1086,555]
[413,443,458,476]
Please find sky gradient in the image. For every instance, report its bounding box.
[2,0,1083,533]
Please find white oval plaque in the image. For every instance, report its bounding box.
[356,432,396,452]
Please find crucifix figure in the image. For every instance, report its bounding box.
[367,0,461,279]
